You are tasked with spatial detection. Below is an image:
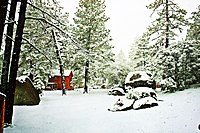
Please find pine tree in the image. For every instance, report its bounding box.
[147,0,187,48]
[72,0,114,92]
[145,0,188,91]
[185,5,200,84]
[186,5,200,41]
[129,32,151,71]
[177,41,200,87]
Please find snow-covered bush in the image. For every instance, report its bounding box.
[160,77,177,92]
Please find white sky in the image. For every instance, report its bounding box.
[59,0,199,56]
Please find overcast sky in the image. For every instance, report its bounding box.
[59,0,199,56]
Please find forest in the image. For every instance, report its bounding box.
[0,0,199,126]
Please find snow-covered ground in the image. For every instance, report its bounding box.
[4,88,200,133]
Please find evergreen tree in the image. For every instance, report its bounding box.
[129,32,150,71]
[113,50,129,87]
[72,0,114,91]
[177,41,200,86]
[145,0,188,91]
[147,0,187,48]
[185,5,200,84]
[186,5,200,41]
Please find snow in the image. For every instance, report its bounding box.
[4,88,200,133]
[16,76,28,83]
[125,71,151,84]
[51,69,72,76]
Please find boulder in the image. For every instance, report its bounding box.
[14,76,40,105]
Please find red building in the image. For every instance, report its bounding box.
[47,70,73,90]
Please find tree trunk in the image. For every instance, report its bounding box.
[1,0,18,96]
[0,0,9,47]
[165,0,169,48]
[5,0,28,124]
[84,60,89,93]
[174,54,179,90]
[51,30,66,95]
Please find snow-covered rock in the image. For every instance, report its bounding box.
[108,87,125,96]
[125,71,151,84]
[133,96,158,110]
[126,87,157,100]
[125,71,155,90]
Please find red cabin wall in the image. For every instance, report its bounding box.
[48,72,73,90]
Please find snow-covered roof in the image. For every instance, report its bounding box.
[52,70,72,76]
[125,71,151,83]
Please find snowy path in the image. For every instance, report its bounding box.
[4,88,200,133]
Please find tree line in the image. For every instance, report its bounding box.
[129,1,200,92]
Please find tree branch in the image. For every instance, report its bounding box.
[22,37,56,65]
[27,1,66,27]
[25,16,88,54]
